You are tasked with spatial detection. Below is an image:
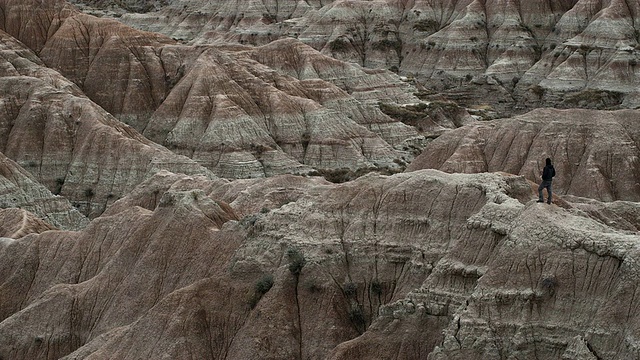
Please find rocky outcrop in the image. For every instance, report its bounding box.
[87,0,640,116]
[329,177,640,359]
[142,41,418,178]
[0,29,214,217]
[0,152,88,231]
[0,209,57,238]
[1,169,639,359]
[0,0,435,178]
[2,2,640,359]
[407,108,640,202]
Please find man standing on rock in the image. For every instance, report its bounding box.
[537,158,556,204]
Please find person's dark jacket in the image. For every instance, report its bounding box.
[542,165,555,181]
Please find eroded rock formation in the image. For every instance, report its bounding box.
[0,152,88,230]
[89,0,640,115]
[0,209,57,238]
[0,28,214,217]
[1,170,639,359]
[407,108,640,202]
[1,1,640,359]
[0,0,438,179]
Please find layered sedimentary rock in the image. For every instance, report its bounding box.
[140,41,412,178]
[1,169,639,359]
[329,176,640,359]
[0,0,436,178]
[2,1,640,359]
[407,108,640,202]
[0,208,57,238]
[87,0,640,115]
[0,29,214,217]
[0,152,88,230]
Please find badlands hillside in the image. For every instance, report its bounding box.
[1,0,640,359]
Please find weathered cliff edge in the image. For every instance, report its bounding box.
[407,107,640,202]
[1,169,639,359]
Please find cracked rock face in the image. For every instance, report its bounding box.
[1,170,640,359]
[0,153,88,231]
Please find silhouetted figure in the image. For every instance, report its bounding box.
[537,158,555,204]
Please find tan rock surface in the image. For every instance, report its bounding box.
[0,28,214,217]
[0,0,432,178]
[1,170,639,359]
[2,1,640,359]
[0,208,57,239]
[407,108,640,202]
[140,43,407,178]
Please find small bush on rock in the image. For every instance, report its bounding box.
[255,275,275,295]
[343,282,357,298]
[370,280,383,296]
[249,274,275,309]
[287,247,306,276]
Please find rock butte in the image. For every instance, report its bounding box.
[0,0,639,359]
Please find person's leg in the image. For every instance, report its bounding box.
[537,182,545,202]
[547,182,553,204]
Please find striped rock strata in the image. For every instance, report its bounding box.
[407,108,640,202]
[99,0,640,114]
[0,0,443,179]
[0,29,214,218]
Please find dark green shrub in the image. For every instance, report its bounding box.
[413,19,439,32]
[287,247,306,276]
[540,275,558,296]
[255,274,275,295]
[372,39,401,51]
[329,38,351,53]
[301,132,310,149]
[54,177,65,195]
[370,280,383,296]
[343,282,357,297]
[530,85,545,98]
[249,274,275,309]
[348,304,366,329]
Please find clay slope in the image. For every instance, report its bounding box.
[0,208,57,239]
[0,29,215,218]
[0,152,88,231]
[407,108,640,202]
[1,169,639,359]
[103,0,640,114]
[1,0,444,178]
